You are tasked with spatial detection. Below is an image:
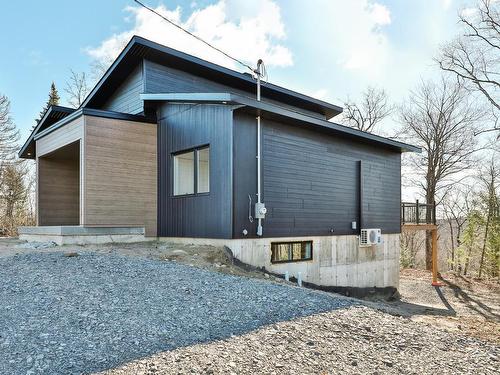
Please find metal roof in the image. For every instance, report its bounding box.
[81,35,343,119]
[18,106,76,159]
[141,93,421,153]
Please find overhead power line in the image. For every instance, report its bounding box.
[133,0,255,73]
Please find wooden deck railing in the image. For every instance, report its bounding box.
[401,200,436,225]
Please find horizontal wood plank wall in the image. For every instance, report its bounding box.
[83,116,157,236]
[38,146,80,226]
[101,62,144,115]
[232,112,402,238]
[37,117,84,157]
[157,103,233,238]
[143,60,324,119]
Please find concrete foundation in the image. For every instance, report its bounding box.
[159,234,400,289]
[18,226,148,246]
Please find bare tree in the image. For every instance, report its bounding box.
[441,184,475,270]
[400,231,425,268]
[399,78,483,270]
[0,162,27,220]
[477,158,500,277]
[0,161,32,236]
[437,0,499,136]
[0,94,20,162]
[342,87,393,133]
[65,70,89,108]
[89,38,128,84]
[90,58,112,83]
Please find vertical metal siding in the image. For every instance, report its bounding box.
[232,112,402,238]
[232,113,258,238]
[157,103,233,238]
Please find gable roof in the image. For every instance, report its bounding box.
[81,35,343,119]
[19,105,76,159]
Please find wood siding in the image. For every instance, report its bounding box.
[36,116,84,157]
[36,117,84,226]
[157,103,233,238]
[144,60,324,119]
[83,116,157,236]
[102,63,144,115]
[38,143,80,226]
[232,112,402,238]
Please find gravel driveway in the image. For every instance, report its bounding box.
[0,252,353,374]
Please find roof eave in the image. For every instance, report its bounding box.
[18,105,75,159]
[141,93,420,153]
[83,35,343,119]
[80,38,138,109]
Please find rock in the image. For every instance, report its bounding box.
[382,360,393,367]
[63,252,79,258]
[171,250,188,256]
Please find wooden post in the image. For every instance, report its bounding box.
[431,227,443,286]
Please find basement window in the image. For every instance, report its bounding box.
[271,241,313,263]
[173,146,210,196]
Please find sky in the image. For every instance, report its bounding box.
[0,0,473,142]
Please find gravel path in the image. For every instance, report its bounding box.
[0,252,352,375]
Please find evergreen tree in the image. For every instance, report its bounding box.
[33,82,60,129]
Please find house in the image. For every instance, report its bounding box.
[19,36,420,293]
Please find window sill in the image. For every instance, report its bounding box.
[270,258,313,264]
[171,192,210,199]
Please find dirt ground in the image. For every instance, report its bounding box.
[2,237,499,345]
[397,268,500,344]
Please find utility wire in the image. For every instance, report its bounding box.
[133,0,256,74]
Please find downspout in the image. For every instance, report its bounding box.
[254,59,267,236]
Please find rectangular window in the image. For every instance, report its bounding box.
[172,146,210,196]
[173,151,195,195]
[197,147,210,193]
[271,241,313,263]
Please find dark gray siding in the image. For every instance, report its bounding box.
[157,103,233,238]
[102,62,144,114]
[232,112,401,238]
[233,114,258,237]
[144,60,324,119]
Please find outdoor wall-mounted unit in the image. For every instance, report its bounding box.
[360,228,382,246]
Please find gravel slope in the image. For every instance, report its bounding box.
[0,252,352,375]
[100,305,499,375]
